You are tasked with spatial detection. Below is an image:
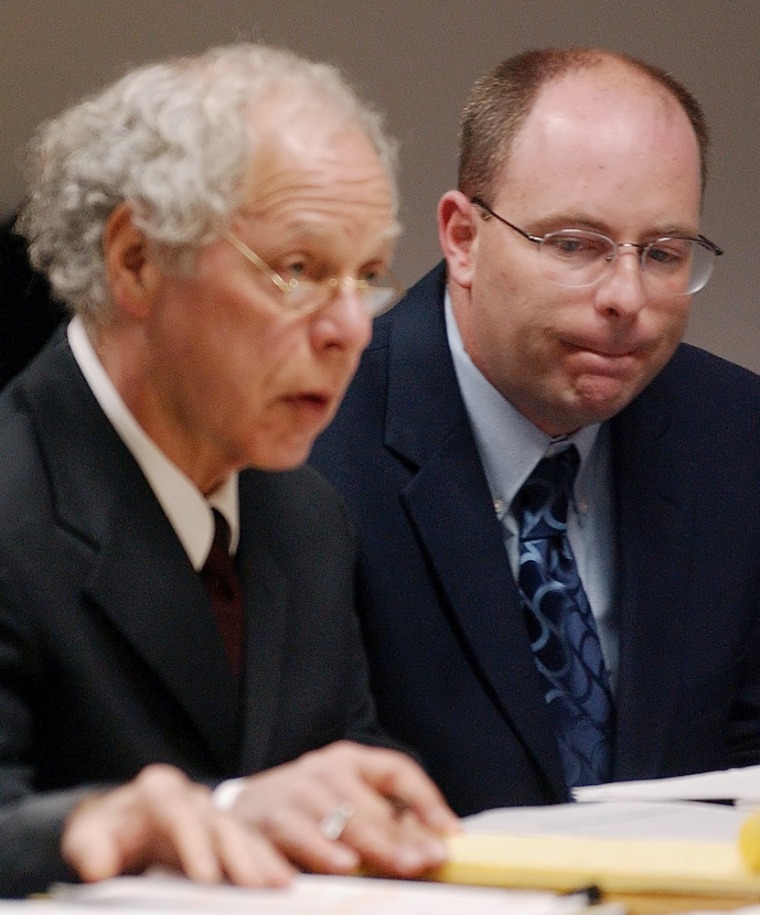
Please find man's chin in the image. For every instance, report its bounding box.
[239,439,310,473]
[568,375,642,425]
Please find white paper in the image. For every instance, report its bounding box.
[5,873,606,915]
[465,799,746,843]
[573,765,760,806]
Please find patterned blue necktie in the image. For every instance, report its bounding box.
[512,445,614,788]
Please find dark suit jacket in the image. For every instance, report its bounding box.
[311,261,760,816]
[0,331,387,896]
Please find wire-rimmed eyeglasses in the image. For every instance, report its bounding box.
[222,229,405,317]
[471,197,723,295]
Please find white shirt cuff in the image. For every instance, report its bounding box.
[212,777,247,811]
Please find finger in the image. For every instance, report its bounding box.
[144,777,226,883]
[62,800,126,883]
[320,779,449,876]
[120,765,227,883]
[233,773,360,873]
[210,817,295,887]
[256,802,360,874]
[132,768,297,887]
[338,805,449,876]
[348,747,460,832]
[280,771,446,877]
[63,767,222,884]
[62,786,162,883]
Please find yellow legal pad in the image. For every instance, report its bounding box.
[427,820,760,910]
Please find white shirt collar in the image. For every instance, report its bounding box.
[67,316,239,570]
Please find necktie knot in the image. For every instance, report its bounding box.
[210,508,232,554]
[513,446,579,539]
[203,509,233,588]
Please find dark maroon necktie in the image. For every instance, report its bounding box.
[200,509,244,675]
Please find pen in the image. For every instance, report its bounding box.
[562,885,627,915]
[563,884,602,905]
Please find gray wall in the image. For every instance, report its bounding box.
[2,0,758,369]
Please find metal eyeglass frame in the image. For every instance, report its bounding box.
[221,228,404,316]
[470,197,723,293]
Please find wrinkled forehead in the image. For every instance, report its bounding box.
[235,109,400,252]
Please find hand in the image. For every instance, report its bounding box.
[61,764,294,887]
[227,741,459,877]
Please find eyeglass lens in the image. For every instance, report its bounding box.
[284,276,401,317]
[539,232,716,294]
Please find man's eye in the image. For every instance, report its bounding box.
[281,261,307,278]
[556,239,584,254]
[545,234,607,259]
[281,258,332,283]
[360,268,382,285]
[646,242,688,266]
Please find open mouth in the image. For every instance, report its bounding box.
[285,391,334,419]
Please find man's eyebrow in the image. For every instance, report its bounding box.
[527,212,698,238]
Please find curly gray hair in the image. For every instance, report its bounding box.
[17,43,398,325]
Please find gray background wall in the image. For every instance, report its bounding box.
[2,1,758,369]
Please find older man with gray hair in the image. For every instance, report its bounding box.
[0,43,457,897]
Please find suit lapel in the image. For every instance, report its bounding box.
[236,472,289,773]
[86,500,241,771]
[611,371,695,778]
[384,266,566,797]
[25,338,241,772]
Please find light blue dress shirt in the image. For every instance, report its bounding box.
[445,295,619,690]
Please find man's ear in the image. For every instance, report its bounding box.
[437,190,478,289]
[103,203,162,319]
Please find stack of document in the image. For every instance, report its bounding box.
[431,767,760,911]
[0,873,617,915]
[572,764,760,809]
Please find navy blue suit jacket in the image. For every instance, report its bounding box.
[312,261,760,815]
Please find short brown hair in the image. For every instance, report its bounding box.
[458,48,709,201]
